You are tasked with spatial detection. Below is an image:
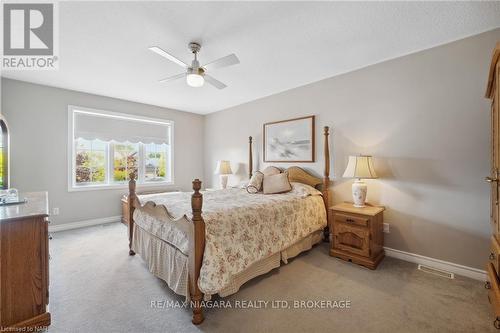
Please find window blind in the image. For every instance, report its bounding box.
[73,110,170,145]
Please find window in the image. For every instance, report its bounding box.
[113,142,138,183]
[144,143,168,182]
[68,106,173,191]
[75,138,107,185]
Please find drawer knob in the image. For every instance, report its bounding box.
[346,218,354,223]
[490,253,496,260]
[486,281,492,289]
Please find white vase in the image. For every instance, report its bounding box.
[352,179,367,207]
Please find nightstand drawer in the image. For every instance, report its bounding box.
[333,223,370,257]
[334,213,369,227]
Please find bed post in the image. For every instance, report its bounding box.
[128,173,137,256]
[323,126,331,241]
[190,179,205,325]
[249,136,253,179]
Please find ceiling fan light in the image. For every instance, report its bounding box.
[186,73,204,87]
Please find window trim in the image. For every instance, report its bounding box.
[67,105,175,192]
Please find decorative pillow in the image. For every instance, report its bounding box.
[246,171,264,194]
[263,173,292,194]
[290,182,322,198]
[261,166,281,176]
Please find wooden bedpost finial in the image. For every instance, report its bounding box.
[191,179,203,215]
[192,179,202,193]
[129,171,136,192]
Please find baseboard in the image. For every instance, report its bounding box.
[49,216,121,232]
[384,247,486,281]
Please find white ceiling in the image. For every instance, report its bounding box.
[3,1,500,114]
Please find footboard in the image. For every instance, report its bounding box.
[127,176,206,324]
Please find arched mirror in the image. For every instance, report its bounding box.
[0,116,9,189]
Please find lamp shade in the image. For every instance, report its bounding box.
[342,155,378,179]
[215,160,232,175]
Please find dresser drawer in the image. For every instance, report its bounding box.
[490,237,500,273]
[333,223,370,257]
[334,213,369,228]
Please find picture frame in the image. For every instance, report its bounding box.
[263,115,315,162]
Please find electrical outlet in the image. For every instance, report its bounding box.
[383,223,390,233]
[53,207,60,216]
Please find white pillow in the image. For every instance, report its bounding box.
[261,166,281,177]
[246,171,264,194]
[290,182,322,198]
[263,173,292,194]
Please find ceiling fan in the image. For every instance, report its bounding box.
[149,42,239,89]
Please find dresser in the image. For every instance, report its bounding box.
[0,192,51,330]
[486,43,500,329]
[329,202,385,270]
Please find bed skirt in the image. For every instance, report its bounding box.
[132,224,323,300]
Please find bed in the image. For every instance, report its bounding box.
[126,126,331,324]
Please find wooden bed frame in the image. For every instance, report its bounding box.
[127,126,331,325]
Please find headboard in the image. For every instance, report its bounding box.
[286,166,322,188]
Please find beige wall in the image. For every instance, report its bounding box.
[1,78,204,225]
[204,29,500,269]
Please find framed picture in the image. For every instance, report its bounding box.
[263,115,315,162]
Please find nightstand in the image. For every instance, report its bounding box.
[329,202,385,269]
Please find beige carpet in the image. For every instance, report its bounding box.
[47,222,495,333]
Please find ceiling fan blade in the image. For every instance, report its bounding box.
[204,75,227,89]
[203,54,239,71]
[159,73,186,83]
[149,46,188,68]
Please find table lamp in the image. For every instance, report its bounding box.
[215,160,232,189]
[342,155,378,207]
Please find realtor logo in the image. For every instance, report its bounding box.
[2,2,59,70]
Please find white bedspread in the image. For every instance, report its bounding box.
[134,182,327,295]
